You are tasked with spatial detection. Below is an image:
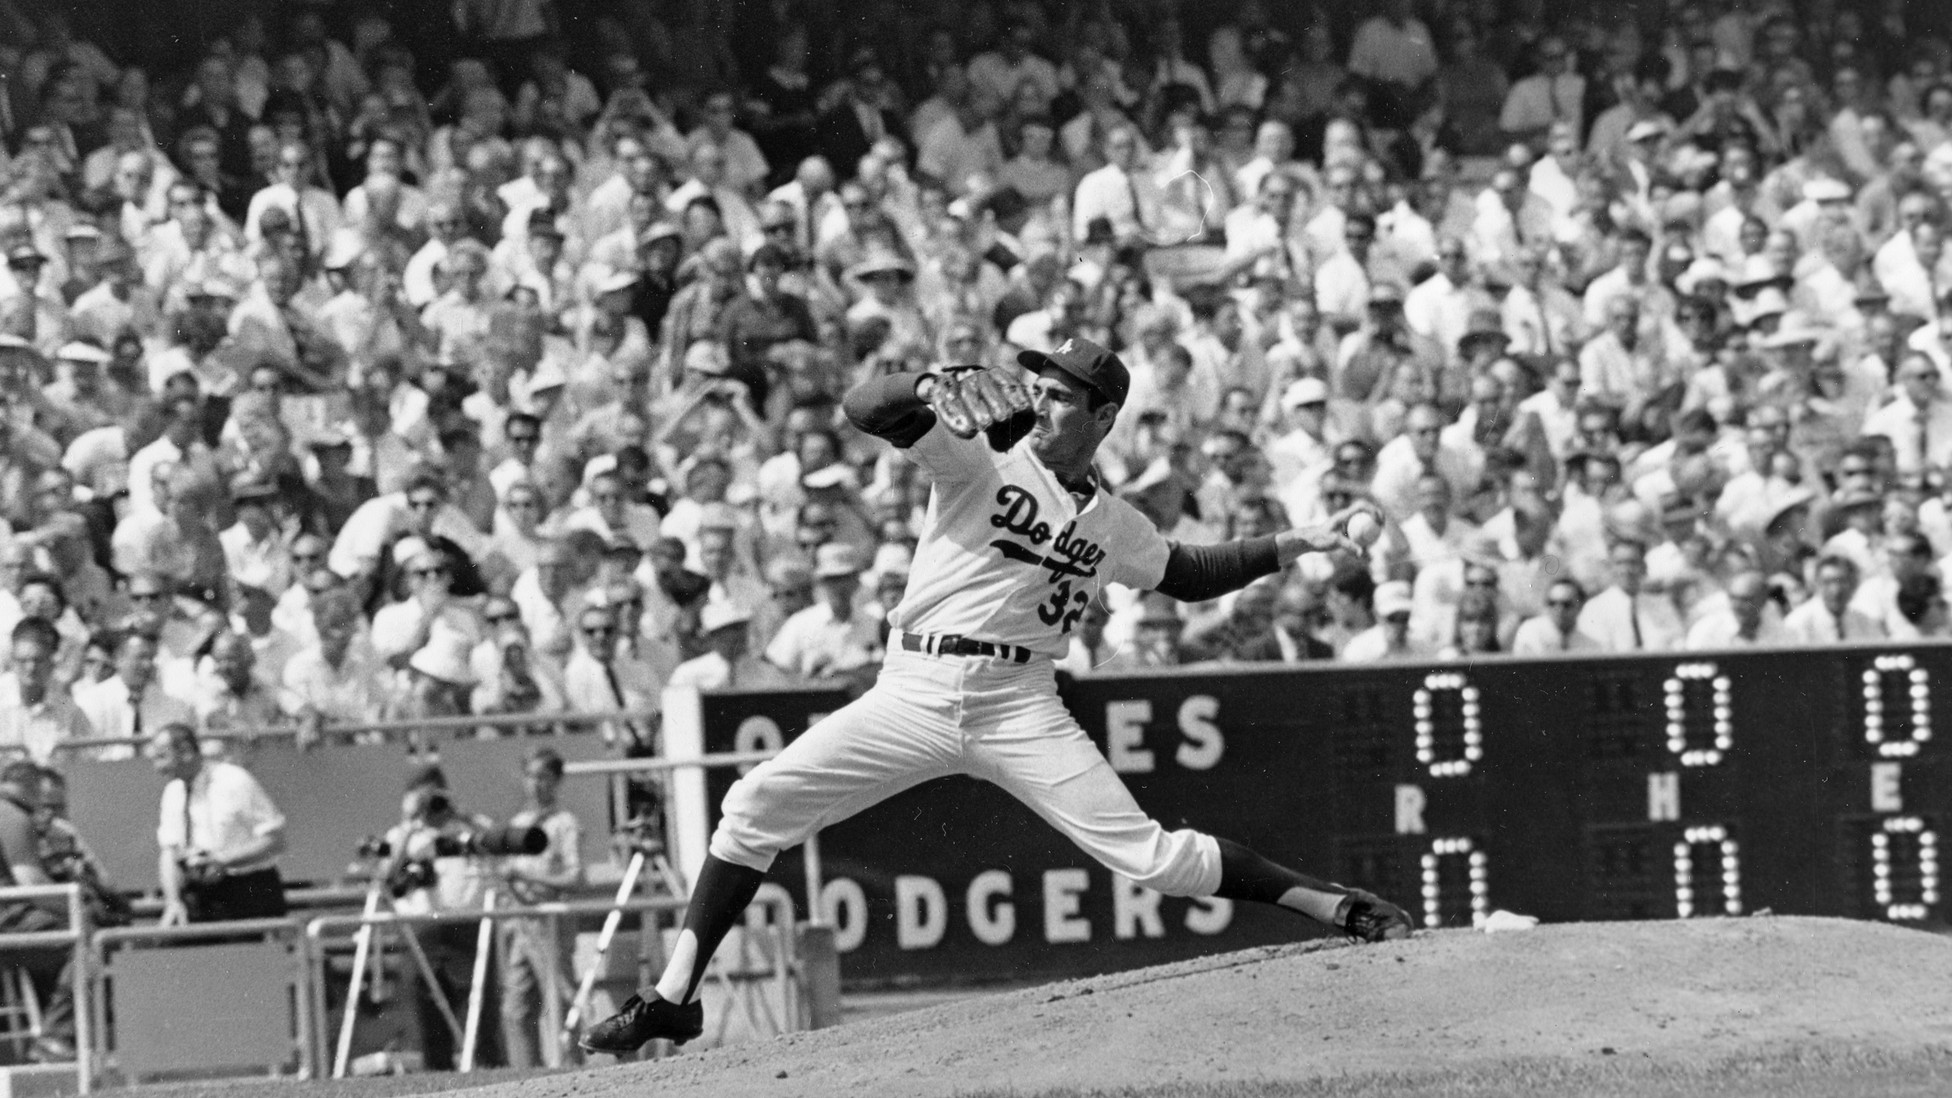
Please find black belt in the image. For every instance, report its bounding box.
[898,631,1032,664]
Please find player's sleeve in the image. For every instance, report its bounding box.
[1154,536,1282,602]
[841,371,988,479]
[1100,494,1175,591]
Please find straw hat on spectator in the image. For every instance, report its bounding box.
[1731,256,1792,297]
[847,248,916,284]
[1675,257,1729,297]
[1374,581,1415,621]
[1281,376,1330,412]
[1457,309,1509,355]
[812,543,864,581]
[699,601,753,634]
[1732,287,1789,329]
[55,341,112,366]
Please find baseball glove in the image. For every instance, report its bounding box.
[927,367,1037,451]
[1340,889,1415,943]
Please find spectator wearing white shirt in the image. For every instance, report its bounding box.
[149,720,287,927]
[1578,539,1687,652]
[1499,38,1586,146]
[72,632,193,762]
[1341,580,1433,663]
[668,602,791,691]
[1687,571,1791,649]
[1071,123,1160,247]
[765,544,883,681]
[1863,352,1952,476]
[0,617,93,764]
[1782,555,1886,644]
[1511,579,1603,654]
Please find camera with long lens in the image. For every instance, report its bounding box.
[357,825,548,898]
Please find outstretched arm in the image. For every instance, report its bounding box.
[1154,506,1374,603]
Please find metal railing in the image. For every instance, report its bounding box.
[0,883,92,1092]
[301,889,799,1075]
[90,919,310,1086]
[42,707,667,757]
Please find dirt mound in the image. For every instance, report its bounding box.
[426,917,1952,1098]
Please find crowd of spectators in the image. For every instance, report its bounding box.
[0,0,1951,767]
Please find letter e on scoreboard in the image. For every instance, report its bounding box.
[1105,700,1155,773]
[1395,784,1427,835]
[1872,762,1903,813]
[1647,772,1681,822]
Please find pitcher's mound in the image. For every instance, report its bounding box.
[439,917,1952,1098]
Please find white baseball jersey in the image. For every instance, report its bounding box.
[889,423,1170,657]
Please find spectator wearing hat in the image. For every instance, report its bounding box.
[41,341,118,442]
[69,236,157,349]
[1265,377,1335,488]
[372,537,485,688]
[1341,579,1430,663]
[1,243,68,357]
[1577,539,1687,652]
[1783,555,1886,644]
[219,476,294,597]
[765,543,882,681]
[669,601,789,690]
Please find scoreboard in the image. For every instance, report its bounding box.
[687,645,1946,987]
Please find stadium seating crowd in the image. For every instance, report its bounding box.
[1,0,1950,764]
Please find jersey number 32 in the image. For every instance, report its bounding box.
[1039,580,1089,633]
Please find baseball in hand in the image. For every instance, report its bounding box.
[1345,511,1382,548]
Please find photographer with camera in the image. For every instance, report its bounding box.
[34,767,133,930]
[150,722,289,925]
[379,764,501,1071]
[497,747,583,1068]
[0,760,79,1062]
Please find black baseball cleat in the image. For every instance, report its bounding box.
[579,993,705,1053]
[1340,889,1415,943]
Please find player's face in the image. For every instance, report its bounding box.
[1028,368,1113,470]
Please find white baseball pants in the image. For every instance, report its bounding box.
[710,647,1223,897]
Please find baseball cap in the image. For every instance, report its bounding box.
[699,601,752,633]
[1281,377,1330,411]
[1016,336,1131,409]
[1803,177,1852,204]
[5,243,45,265]
[812,543,863,579]
[1375,581,1414,620]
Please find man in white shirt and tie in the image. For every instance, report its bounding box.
[1863,352,1952,476]
[1577,539,1686,652]
[72,632,193,761]
[1783,556,1887,645]
[1071,123,1158,247]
